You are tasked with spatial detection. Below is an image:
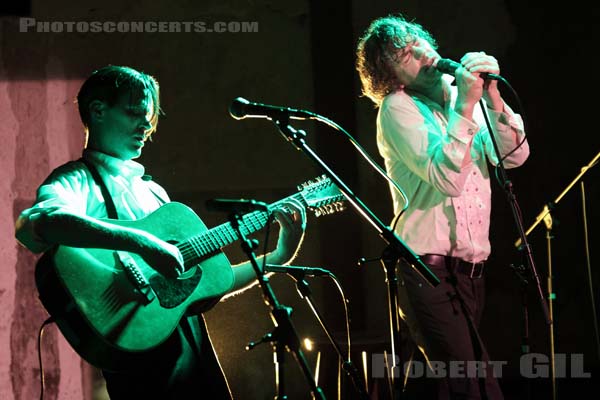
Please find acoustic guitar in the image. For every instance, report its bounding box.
[35,175,345,371]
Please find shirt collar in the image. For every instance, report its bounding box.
[403,75,454,112]
[82,149,145,179]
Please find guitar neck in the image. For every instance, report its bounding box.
[180,193,304,264]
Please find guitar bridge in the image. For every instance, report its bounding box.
[116,251,156,304]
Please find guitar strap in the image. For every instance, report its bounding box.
[79,157,119,219]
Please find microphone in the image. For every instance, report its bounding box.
[206,198,269,214]
[434,58,501,80]
[229,97,317,120]
[264,264,331,277]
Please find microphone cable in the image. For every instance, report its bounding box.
[37,317,54,400]
[490,74,529,165]
[306,114,410,231]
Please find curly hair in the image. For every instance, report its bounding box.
[77,65,161,137]
[356,14,437,106]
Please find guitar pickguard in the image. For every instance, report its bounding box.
[148,266,203,308]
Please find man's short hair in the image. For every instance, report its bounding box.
[77,65,161,135]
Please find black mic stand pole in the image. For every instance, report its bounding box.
[276,266,370,400]
[270,115,440,400]
[477,98,550,400]
[509,260,532,400]
[379,245,405,399]
[228,212,326,400]
[478,99,550,324]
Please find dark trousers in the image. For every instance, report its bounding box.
[103,315,232,399]
[398,257,504,400]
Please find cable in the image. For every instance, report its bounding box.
[581,181,600,360]
[494,75,529,163]
[325,271,352,363]
[260,204,351,355]
[487,75,529,191]
[309,114,409,223]
[261,211,275,272]
[390,210,404,233]
[37,317,54,400]
[287,270,362,396]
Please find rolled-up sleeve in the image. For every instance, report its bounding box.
[15,166,89,253]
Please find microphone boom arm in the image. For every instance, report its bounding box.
[272,117,440,287]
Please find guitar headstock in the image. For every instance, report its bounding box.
[297,175,346,217]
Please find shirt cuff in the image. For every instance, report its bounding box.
[486,107,525,138]
[447,109,479,144]
[15,211,52,253]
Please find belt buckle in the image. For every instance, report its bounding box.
[469,262,484,279]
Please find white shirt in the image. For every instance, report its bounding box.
[15,149,169,253]
[377,76,529,263]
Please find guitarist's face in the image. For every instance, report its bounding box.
[89,90,155,160]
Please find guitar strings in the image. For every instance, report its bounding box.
[174,187,331,267]
[177,210,273,265]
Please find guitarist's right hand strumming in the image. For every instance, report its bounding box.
[136,231,186,279]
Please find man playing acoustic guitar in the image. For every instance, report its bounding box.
[15,65,307,399]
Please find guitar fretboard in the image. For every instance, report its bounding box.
[178,193,302,265]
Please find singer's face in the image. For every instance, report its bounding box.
[88,90,154,160]
[390,38,442,92]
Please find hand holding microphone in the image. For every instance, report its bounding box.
[434,53,501,81]
[435,52,504,115]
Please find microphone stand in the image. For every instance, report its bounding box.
[513,149,600,400]
[509,261,532,400]
[478,97,550,398]
[269,115,441,400]
[228,212,326,400]
[478,99,551,326]
[267,264,370,400]
[271,116,439,287]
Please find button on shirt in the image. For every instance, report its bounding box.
[377,76,529,263]
[15,149,169,253]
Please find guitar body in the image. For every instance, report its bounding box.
[35,202,234,372]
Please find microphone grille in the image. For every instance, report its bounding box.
[229,97,249,120]
[435,58,461,74]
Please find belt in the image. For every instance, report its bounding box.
[420,254,485,279]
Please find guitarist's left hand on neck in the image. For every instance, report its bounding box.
[270,198,307,266]
[227,199,307,296]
